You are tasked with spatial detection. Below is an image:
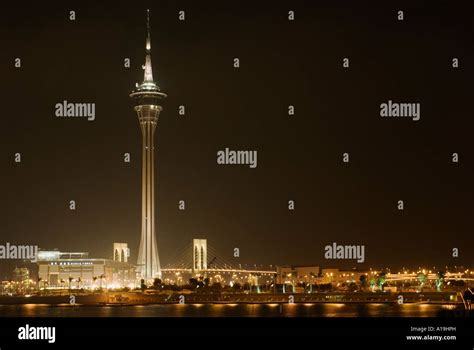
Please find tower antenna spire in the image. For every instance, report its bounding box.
[144,9,154,82]
[146,9,151,52]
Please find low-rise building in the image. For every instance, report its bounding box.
[320,268,367,285]
[277,266,369,287]
[276,265,320,284]
[37,250,136,289]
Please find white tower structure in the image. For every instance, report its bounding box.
[130,10,167,281]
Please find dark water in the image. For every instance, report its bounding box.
[0,303,466,317]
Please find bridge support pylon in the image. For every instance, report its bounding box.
[192,239,207,277]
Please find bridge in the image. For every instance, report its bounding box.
[160,239,276,285]
[159,240,474,287]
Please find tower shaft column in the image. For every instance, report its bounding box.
[136,108,161,281]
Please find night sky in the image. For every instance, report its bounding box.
[1,0,473,278]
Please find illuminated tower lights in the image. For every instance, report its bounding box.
[130,10,167,281]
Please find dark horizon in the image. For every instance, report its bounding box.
[1,0,473,279]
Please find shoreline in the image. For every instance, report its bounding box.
[0,301,464,306]
[0,291,463,307]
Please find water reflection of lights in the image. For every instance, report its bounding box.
[442,304,456,310]
[325,303,345,308]
[23,304,50,307]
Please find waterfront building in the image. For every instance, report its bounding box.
[277,265,320,284]
[37,250,135,289]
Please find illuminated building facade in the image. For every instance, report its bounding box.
[277,265,320,284]
[37,250,135,289]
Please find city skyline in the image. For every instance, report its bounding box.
[1,2,473,344]
[2,1,473,278]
